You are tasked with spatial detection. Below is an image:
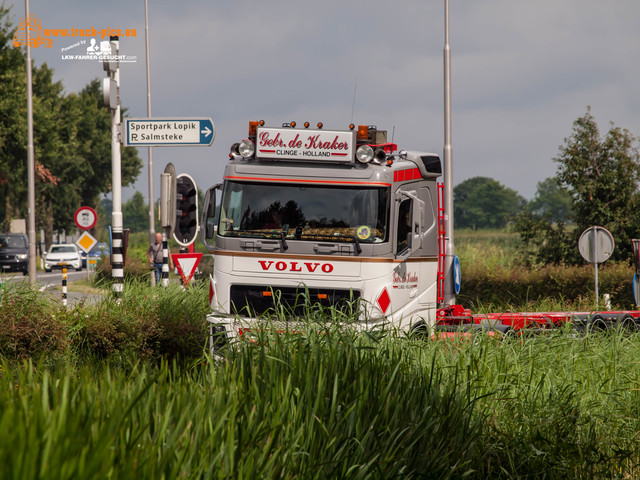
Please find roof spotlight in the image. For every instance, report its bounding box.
[238,139,255,159]
[355,145,374,164]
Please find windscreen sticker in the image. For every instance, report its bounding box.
[356,225,372,240]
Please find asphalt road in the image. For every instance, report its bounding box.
[1,269,104,306]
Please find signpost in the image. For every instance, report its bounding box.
[124,118,215,147]
[74,206,97,230]
[76,231,98,280]
[171,252,203,287]
[578,226,615,307]
[452,255,461,295]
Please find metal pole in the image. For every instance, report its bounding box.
[25,0,36,285]
[443,0,455,305]
[61,267,67,307]
[144,0,155,251]
[109,37,124,297]
[161,228,169,287]
[593,227,599,308]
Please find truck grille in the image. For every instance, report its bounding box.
[230,285,360,317]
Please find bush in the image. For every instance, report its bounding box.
[94,256,153,285]
[0,282,68,361]
[67,281,209,364]
[458,261,635,310]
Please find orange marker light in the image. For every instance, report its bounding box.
[290,121,297,128]
[317,122,324,129]
[304,122,310,128]
[249,121,259,136]
[357,125,369,140]
[349,124,355,130]
[317,293,328,300]
[262,291,273,297]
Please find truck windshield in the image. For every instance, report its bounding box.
[219,181,389,243]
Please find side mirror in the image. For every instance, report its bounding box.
[201,183,222,248]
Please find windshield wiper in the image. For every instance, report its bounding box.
[280,224,289,251]
[353,234,362,255]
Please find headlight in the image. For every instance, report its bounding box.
[238,139,255,159]
[18,254,27,260]
[355,145,374,164]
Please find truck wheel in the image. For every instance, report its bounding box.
[616,314,637,333]
[410,320,429,339]
[587,314,609,333]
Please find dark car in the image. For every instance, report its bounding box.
[81,242,108,268]
[0,233,29,275]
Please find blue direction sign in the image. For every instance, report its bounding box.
[124,117,215,147]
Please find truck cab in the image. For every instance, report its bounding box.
[202,121,442,339]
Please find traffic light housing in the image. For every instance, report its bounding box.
[174,174,198,246]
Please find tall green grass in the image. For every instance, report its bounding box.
[1,328,638,478]
[456,229,637,310]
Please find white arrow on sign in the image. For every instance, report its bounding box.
[201,126,212,137]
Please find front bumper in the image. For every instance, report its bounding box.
[206,310,391,343]
[45,259,81,270]
[0,259,28,273]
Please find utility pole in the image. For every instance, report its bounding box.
[443,0,456,305]
[25,0,36,284]
[102,37,124,296]
[144,0,156,256]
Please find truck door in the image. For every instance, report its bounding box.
[394,188,423,258]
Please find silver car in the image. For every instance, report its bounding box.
[44,244,82,272]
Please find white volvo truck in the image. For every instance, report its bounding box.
[201,121,443,341]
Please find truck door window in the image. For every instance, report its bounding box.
[396,199,412,255]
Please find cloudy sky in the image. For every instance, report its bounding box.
[5,0,640,202]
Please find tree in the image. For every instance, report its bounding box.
[527,177,572,223]
[122,191,148,233]
[0,7,142,244]
[0,5,28,230]
[514,109,640,264]
[454,176,526,229]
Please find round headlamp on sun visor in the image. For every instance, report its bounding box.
[355,145,374,164]
[238,139,255,159]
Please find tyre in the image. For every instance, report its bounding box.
[587,314,609,333]
[616,314,638,333]
[45,268,51,273]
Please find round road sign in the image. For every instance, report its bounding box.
[453,255,461,294]
[578,226,614,264]
[74,206,97,230]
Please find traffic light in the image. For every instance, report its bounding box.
[174,174,198,246]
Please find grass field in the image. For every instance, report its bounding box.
[1,322,639,478]
[1,230,639,478]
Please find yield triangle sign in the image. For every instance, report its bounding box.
[171,253,203,286]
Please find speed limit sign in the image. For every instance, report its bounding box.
[74,206,97,230]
